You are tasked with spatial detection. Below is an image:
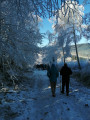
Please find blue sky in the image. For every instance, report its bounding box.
[40,0,90,47]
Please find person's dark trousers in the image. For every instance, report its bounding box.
[66,80,69,95]
[61,80,65,93]
[50,82,56,96]
[61,81,69,95]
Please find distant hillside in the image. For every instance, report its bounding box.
[71,43,90,59]
[42,43,90,60]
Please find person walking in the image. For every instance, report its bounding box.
[48,64,59,97]
[60,63,72,96]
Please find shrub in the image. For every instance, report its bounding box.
[72,62,90,87]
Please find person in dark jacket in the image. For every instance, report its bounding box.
[60,63,72,96]
[49,64,59,97]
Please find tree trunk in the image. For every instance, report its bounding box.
[73,26,81,69]
[62,47,65,64]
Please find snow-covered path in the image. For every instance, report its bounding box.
[28,70,90,120]
[0,70,90,120]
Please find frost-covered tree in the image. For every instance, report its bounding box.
[45,25,72,64]
[0,0,83,84]
[82,0,90,41]
[83,13,90,40]
[0,0,43,84]
[42,41,61,64]
[50,0,84,69]
[57,28,72,63]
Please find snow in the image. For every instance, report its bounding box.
[0,70,90,120]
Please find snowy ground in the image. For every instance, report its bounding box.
[0,70,90,120]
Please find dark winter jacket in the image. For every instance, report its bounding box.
[60,64,72,81]
[49,64,59,82]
